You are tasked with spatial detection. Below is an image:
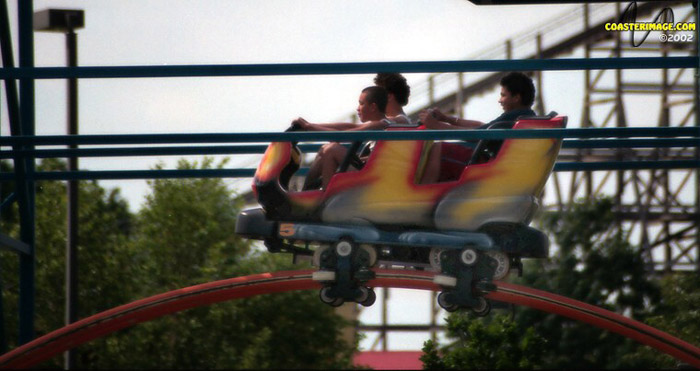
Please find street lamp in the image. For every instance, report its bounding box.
[34,8,84,370]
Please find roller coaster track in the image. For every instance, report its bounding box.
[0,269,697,369]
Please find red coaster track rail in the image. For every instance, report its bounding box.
[0,269,697,369]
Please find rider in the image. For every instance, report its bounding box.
[419,72,536,129]
[295,73,412,189]
[374,72,411,124]
[294,72,411,131]
[294,86,389,189]
[418,72,537,182]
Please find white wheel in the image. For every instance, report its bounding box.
[360,288,376,307]
[336,240,353,257]
[319,287,335,304]
[486,251,510,280]
[433,274,457,287]
[319,287,344,307]
[437,292,458,312]
[357,287,376,307]
[355,287,377,307]
[312,245,330,267]
[472,297,491,316]
[360,244,377,267]
[356,287,368,303]
[429,248,444,271]
[460,248,478,266]
[312,270,336,282]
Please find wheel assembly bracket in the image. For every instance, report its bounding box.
[434,247,500,315]
[315,239,376,307]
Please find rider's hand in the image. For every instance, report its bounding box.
[419,109,438,128]
[431,108,450,123]
[292,117,311,131]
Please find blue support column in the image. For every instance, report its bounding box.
[695,1,699,272]
[17,0,35,345]
[0,0,20,352]
[0,0,21,137]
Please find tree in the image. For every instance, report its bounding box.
[133,158,251,292]
[1,158,359,369]
[621,272,700,368]
[421,314,546,369]
[422,197,673,369]
[0,159,136,366]
[79,158,358,369]
[515,197,662,369]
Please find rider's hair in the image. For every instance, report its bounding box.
[374,73,410,106]
[362,86,388,113]
[500,72,535,107]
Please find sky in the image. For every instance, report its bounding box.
[4,0,589,212]
[2,0,696,352]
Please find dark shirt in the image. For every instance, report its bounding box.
[441,107,537,173]
[488,108,536,124]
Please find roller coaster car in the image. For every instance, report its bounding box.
[236,112,567,311]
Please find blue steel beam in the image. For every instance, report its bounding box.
[0,0,28,355]
[0,0,21,136]
[17,0,36,346]
[0,57,697,80]
[563,138,700,149]
[0,158,695,182]
[1,138,699,160]
[0,127,699,146]
[0,137,689,160]
[0,145,275,159]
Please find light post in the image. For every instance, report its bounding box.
[33,8,84,369]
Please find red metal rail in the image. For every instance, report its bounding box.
[0,269,697,368]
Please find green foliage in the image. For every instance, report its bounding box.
[1,159,136,350]
[421,314,546,369]
[421,197,688,370]
[0,158,358,369]
[86,251,357,369]
[519,198,661,369]
[133,158,250,292]
[621,272,700,369]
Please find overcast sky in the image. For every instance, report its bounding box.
[5,0,593,211]
[5,0,588,207]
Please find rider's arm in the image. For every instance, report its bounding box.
[345,119,390,131]
[293,118,358,131]
[445,117,483,129]
[420,109,483,130]
[295,117,389,132]
[306,122,358,131]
